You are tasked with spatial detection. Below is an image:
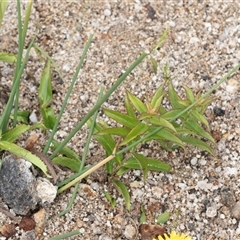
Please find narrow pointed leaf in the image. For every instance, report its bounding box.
[104,191,116,208]
[1,124,31,142]
[161,109,185,120]
[156,211,170,224]
[103,109,140,128]
[133,153,148,180]
[122,157,171,172]
[140,206,147,223]
[150,56,158,74]
[0,0,9,26]
[50,140,80,161]
[52,156,80,172]
[2,123,45,142]
[148,128,184,148]
[191,110,210,130]
[97,127,130,137]
[184,119,214,142]
[124,95,136,118]
[177,99,191,106]
[0,141,49,177]
[127,91,147,113]
[168,83,184,109]
[41,107,56,129]
[113,180,131,210]
[89,120,123,164]
[38,59,52,108]
[120,123,148,146]
[180,136,214,155]
[151,85,164,108]
[149,116,177,133]
[184,85,195,102]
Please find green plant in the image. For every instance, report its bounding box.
[1,1,240,239]
[82,66,214,208]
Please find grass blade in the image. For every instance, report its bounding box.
[113,180,131,211]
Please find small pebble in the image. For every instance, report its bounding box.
[103,9,111,16]
[124,224,136,239]
[206,206,218,218]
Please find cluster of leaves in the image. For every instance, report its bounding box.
[90,66,215,209]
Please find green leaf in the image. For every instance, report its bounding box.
[121,156,171,172]
[103,109,140,128]
[168,83,185,109]
[0,0,9,26]
[116,167,129,175]
[151,85,164,108]
[97,127,130,137]
[154,29,168,51]
[1,123,45,142]
[52,156,80,172]
[0,52,17,63]
[184,119,214,142]
[38,59,52,108]
[50,140,80,161]
[120,123,148,146]
[150,56,158,74]
[89,120,123,166]
[140,206,147,223]
[0,141,49,177]
[183,85,195,102]
[133,153,148,181]
[41,107,56,129]
[113,180,131,211]
[124,94,136,118]
[156,211,170,224]
[148,128,184,148]
[191,110,210,130]
[10,110,29,124]
[127,91,147,113]
[149,116,177,133]
[177,99,191,106]
[104,191,116,208]
[1,124,31,142]
[180,136,214,155]
[161,109,185,120]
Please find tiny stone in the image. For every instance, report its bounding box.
[199,159,207,166]
[124,224,136,239]
[103,9,111,16]
[213,107,225,117]
[191,157,198,165]
[29,111,38,123]
[36,178,57,205]
[206,206,217,218]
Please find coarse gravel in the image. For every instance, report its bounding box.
[0,1,240,240]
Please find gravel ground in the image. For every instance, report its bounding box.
[0,1,240,240]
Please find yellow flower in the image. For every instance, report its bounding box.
[153,231,192,240]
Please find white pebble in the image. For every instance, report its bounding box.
[206,206,217,218]
[191,157,198,165]
[29,111,38,123]
[104,9,111,16]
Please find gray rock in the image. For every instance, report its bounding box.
[0,155,38,215]
[0,155,57,215]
